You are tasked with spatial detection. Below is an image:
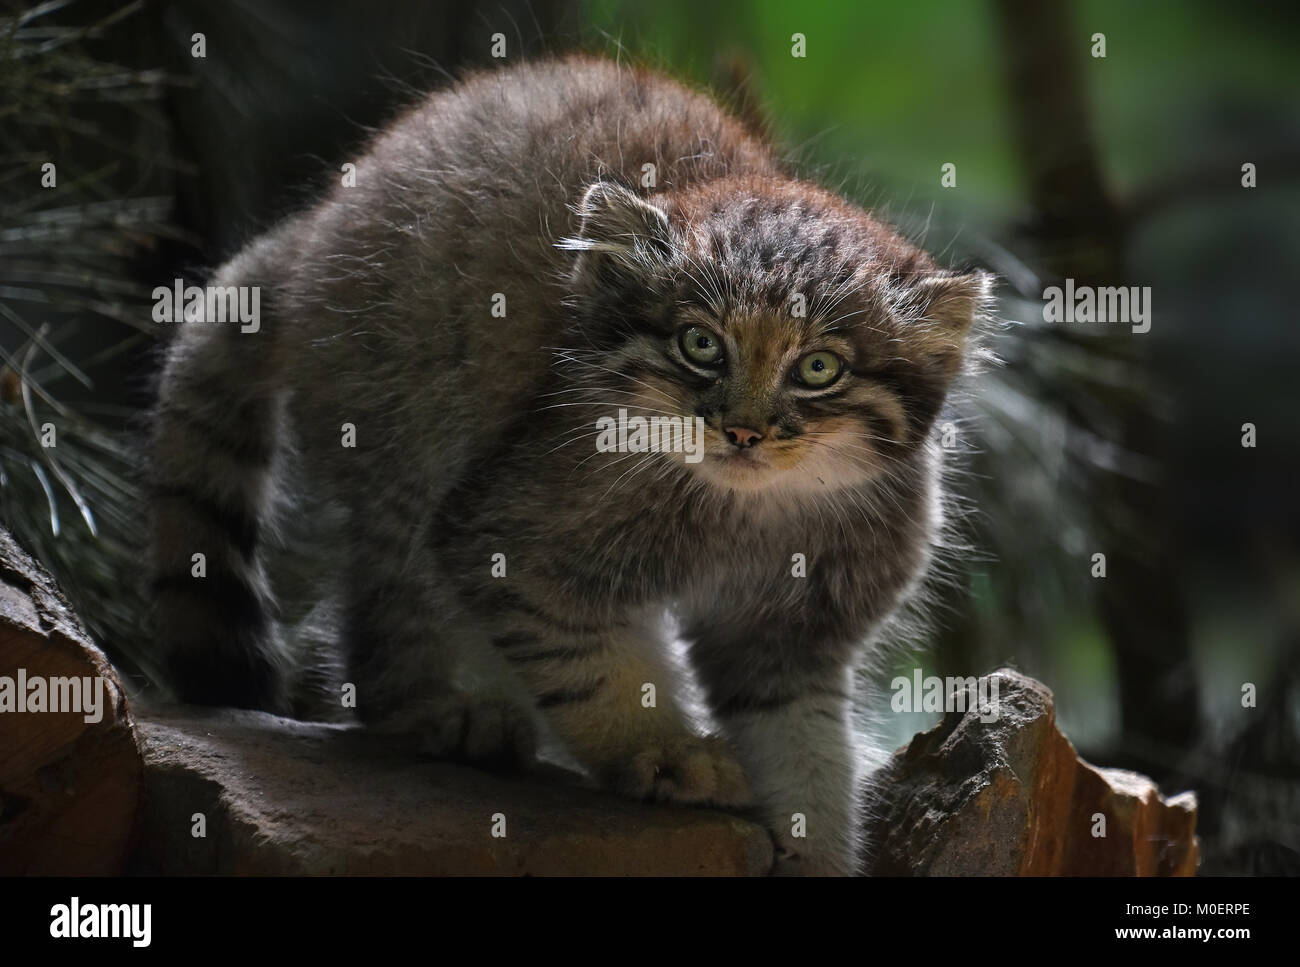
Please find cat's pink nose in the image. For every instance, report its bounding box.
[724,425,764,448]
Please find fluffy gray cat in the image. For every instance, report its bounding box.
[149,54,990,875]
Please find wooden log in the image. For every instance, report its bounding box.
[0,529,142,874]
[864,668,1199,876]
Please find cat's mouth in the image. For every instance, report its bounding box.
[696,446,778,489]
[715,450,766,470]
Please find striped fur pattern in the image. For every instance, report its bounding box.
[148,55,991,875]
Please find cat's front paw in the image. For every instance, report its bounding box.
[603,734,753,808]
[396,691,538,768]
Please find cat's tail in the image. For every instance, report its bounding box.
[147,242,292,713]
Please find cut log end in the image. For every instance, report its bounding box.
[0,530,142,874]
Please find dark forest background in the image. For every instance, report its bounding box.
[1,0,1297,874]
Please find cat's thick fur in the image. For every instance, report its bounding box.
[149,54,990,875]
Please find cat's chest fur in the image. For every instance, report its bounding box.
[429,426,931,624]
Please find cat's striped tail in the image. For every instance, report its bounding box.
[147,259,290,713]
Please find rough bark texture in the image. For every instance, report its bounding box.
[0,530,142,874]
[864,668,1199,876]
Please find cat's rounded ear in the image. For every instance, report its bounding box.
[558,181,675,265]
[902,270,994,380]
[913,270,994,340]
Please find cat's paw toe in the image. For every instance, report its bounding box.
[408,692,538,768]
[606,734,752,808]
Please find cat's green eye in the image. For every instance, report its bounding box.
[796,351,843,387]
[680,325,723,365]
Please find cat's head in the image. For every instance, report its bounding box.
[558,177,990,495]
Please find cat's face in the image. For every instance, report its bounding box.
[560,178,988,495]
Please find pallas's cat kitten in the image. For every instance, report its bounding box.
[150,55,989,875]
